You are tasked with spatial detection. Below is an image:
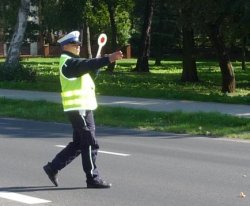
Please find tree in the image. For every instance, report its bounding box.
[39,0,61,45]
[5,0,30,66]
[0,0,20,42]
[166,0,199,82]
[227,0,250,70]
[181,27,198,82]
[99,0,118,71]
[201,0,236,93]
[83,0,94,58]
[151,0,168,66]
[180,5,198,82]
[135,0,155,72]
[96,0,133,71]
[208,21,235,93]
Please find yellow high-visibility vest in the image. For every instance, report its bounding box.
[59,54,97,111]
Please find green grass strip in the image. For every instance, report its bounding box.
[0,98,250,139]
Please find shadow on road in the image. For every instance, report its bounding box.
[0,186,86,192]
[0,117,212,140]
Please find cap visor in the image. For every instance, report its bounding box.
[70,41,81,45]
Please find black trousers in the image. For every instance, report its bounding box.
[50,110,100,181]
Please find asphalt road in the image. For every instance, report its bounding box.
[0,118,250,206]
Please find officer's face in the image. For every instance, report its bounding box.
[70,44,81,55]
[64,43,81,55]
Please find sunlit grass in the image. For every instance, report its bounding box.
[0,57,250,104]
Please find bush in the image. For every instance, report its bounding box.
[0,63,36,82]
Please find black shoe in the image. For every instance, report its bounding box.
[87,179,112,189]
[43,163,58,187]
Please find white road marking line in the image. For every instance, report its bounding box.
[98,150,130,157]
[55,145,131,157]
[0,191,51,204]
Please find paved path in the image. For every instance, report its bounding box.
[0,88,250,117]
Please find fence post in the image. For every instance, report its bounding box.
[125,44,131,58]
[4,43,7,56]
[44,44,49,57]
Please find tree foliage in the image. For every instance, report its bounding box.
[0,0,20,42]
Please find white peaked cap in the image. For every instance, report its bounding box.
[57,31,81,46]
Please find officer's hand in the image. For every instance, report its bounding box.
[108,51,123,63]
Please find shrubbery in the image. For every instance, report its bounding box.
[0,63,36,82]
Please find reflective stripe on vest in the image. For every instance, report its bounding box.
[59,54,97,111]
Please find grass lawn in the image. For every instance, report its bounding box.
[1,57,250,104]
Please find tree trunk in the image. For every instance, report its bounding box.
[208,23,235,93]
[241,36,247,71]
[154,0,165,66]
[181,27,198,82]
[107,3,118,72]
[135,0,155,72]
[85,20,92,58]
[5,0,30,66]
[0,2,5,42]
[155,57,162,66]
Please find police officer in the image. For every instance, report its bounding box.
[43,31,123,189]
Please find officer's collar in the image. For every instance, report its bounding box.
[61,51,80,58]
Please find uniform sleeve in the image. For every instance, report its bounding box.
[62,56,110,78]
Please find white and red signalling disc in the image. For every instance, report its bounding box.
[98,33,107,46]
[96,33,107,58]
